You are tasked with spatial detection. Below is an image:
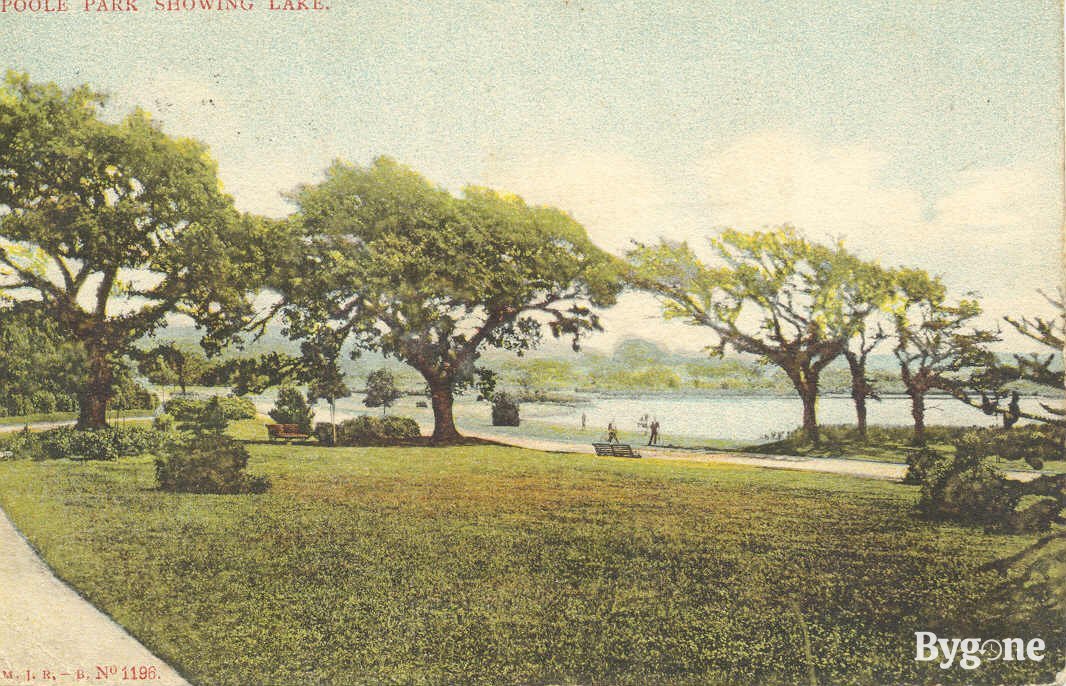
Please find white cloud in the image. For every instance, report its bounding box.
[484,130,1062,352]
[480,146,693,254]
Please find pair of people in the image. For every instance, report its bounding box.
[604,418,661,445]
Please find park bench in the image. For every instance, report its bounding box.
[592,442,641,458]
[266,423,310,441]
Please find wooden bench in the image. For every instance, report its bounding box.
[592,442,641,458]
[267,423,310,441]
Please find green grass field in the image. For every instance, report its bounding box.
[0,411,78,426]
[0,420,1061,685]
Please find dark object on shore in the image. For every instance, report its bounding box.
[492,392,520,427]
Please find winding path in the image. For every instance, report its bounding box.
[463,429,1047,482]
[0,509,189,685]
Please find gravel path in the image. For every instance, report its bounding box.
[0,509,189,685]
[464,429,1045,482]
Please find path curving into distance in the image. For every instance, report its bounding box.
[0,509,189,685]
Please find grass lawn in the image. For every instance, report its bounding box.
[0,420,1061,685]
[0,411,78,426]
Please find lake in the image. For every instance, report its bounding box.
[255,391,1063,444]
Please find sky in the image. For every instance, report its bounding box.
[3,1,1063,353]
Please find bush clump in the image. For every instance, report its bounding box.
[914,427,1066,533]
[164,395,256,422]
[323,415,420,446]
[4,425,164,461]
[491,391,520,427]
[155,434,269,494]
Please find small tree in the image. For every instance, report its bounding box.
[364,369,402,416]
[197,396,229,435]
[891,269,998,445]
[135,342,215,396]
[301,333,350,444]
[269,386,314,434]
[491,391,520,426]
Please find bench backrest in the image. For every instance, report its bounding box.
[592,442,640,458]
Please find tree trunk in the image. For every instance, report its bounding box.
[910,391,926,446]
[77,345,114,430]
[800,385,820,446]
[428,380,461,444]
[844,352,869,440]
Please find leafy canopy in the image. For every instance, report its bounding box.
[278,157,623,390]
[0,72,268,352]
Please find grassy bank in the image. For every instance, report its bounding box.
[0,420,1060,685]
[747,424,1066,473]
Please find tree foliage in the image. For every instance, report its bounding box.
[363,368,401,415]
[276,157,622,443]
[0,72,268,427]
[628,226,878,445]
[890,268,999,444]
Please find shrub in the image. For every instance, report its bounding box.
[29,390,57,413]
[164,395,257,422]
[918,463,1018,529]
[315,422,336,446]
[4,426,164,461]
[113,386,159,412]
[269,387,314,434]
[902,448,941,485]
[332,415,421,446]
[913,426,1066,533]
[153,413,176,433]
[380,415,420,440]
[155,434,269,494]
[491,392,520,427]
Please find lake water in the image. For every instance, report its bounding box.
[255,391,1062,444]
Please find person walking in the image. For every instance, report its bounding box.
[607,420,618,443]
[581,412,587,430]
[648,418,660,446]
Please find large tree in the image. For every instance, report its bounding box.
[628,227,873,445]
[276,157,622,443]
[0,73,265,427]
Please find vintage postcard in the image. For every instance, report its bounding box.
[0,2,1063,685]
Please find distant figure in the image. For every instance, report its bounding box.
[648,418,660,446]
[607,420,618,443]
[637,413,649,433]
[581,412,587,429]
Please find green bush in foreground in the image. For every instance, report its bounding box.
[155,434,269,494]
[2,425,164,461]
[914,426,1066,533]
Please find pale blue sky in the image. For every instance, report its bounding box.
[3,1,1063,350]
